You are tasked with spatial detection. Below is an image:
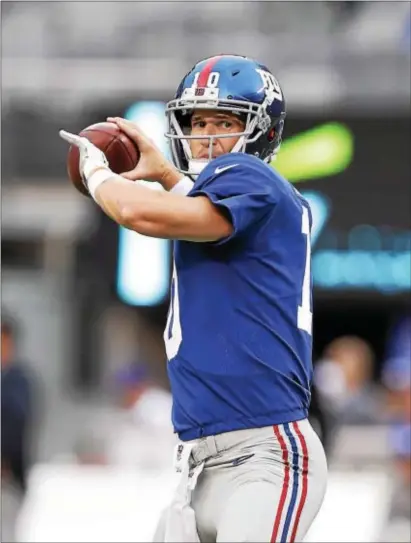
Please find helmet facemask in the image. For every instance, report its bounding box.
[165,95,274,179]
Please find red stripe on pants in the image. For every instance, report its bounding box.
[271,425,290,542]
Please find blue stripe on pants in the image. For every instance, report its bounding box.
[280,423,300,542]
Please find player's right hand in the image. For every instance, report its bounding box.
[59,129,109,184]
[106,117,183,189]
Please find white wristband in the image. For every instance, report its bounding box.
[86,168,114,200]
[170,176,194,196]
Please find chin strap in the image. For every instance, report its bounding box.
[186,135,247,180]
[187,159,209,179]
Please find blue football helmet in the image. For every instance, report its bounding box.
[165,54,286,178]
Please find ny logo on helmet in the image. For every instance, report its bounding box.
[256,69,283,104]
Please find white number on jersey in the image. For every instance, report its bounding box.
[256,69,283,102]
[164,261,182,359]
[164,208,312,356]
[297,206,313,335]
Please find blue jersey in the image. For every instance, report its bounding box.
[164,153,313,441]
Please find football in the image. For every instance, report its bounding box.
[66,122,140,196]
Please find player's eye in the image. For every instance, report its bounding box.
[192,120,206,129]
[217,120,233,129]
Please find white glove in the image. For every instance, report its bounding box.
[59,130,109,184]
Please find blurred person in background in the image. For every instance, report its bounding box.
[314,335,384,426]
[379,313,411,542]
[1,313,38,543]
[73,362,174,471]
[114,363,173,430]
[383,312,411,422]
[108,362,175,469]
[308,380,333,456]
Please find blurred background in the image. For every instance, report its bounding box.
[1,1,410,542]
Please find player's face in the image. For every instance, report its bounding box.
[189,109,245,159]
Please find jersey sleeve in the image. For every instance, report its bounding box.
[188,155,280,244]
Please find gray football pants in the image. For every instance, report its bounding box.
[153,419,327,542]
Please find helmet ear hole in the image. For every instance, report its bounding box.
[268,128,276,142]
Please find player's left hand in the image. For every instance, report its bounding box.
[59,130,109,183]
[106,117,182,190]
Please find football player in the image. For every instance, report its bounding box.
[60,54,327,543]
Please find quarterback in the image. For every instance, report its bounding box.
[60,54,327,542]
